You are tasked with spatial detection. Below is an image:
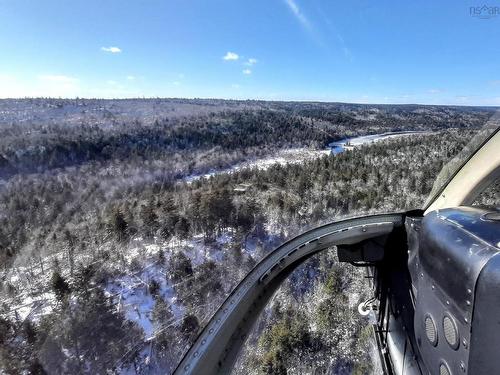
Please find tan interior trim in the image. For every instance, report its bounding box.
[425,130,500,214]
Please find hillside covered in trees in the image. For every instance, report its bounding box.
[0,98,496,374]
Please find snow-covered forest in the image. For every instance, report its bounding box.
[0,98,496,374]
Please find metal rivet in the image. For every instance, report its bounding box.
[466,300,471,306]
[460,362,466,372]
[209,328,214,333]
[431,285,435,290]
[201,339,206,345]
[194,351,199,357]
[462,338,468,349]
[184,365,190,371]
[467,288,472,294]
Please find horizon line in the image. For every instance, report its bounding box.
[0,96,499,109]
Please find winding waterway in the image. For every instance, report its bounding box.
[185,130,432,183]
[329,130,430,154]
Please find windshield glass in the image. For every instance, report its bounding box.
[0,1,499,375]
[423,115,500,208]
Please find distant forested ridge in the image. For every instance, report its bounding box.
[0,98,493,178]
[0,98,496,374]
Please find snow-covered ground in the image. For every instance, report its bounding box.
[185,148,331,183]
[329,130,432,154]
[105,263,181,339]
[2,129,435,373]
[107,232,241,338]
[186,131,434,182]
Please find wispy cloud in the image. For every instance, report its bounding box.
[223,51,239,61]
[283,0,329,49]
[172,81,181,86]
[428,88,444,94]
[242,69,252,75]
[126,75,136,81]
[284,0,311,30]
[244,58,258,66]
[101,46,122,53]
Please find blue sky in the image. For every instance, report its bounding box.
[0,0,499,105]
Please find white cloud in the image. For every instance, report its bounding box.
[223,51,239,61]
[106,80,118,85]
[428,88,444,94]
[242,69,252,75]
[173,81,181,86]
[244,58,258,66]
[231,84,240,88]
[284,0,310,29]
[126,75,135,80]
[101,46,122,53]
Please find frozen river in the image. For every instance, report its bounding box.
[185,130,432,183]
[329,130,431,154]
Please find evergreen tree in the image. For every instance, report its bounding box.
[109,207,129,242]
[50,270,71,302]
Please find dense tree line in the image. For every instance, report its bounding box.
[0,130,483,373]
[0,99,493,179]
[1,265,143,374]
[0,99,496,374]
[235,259,374,375]
[0,110,323,177]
